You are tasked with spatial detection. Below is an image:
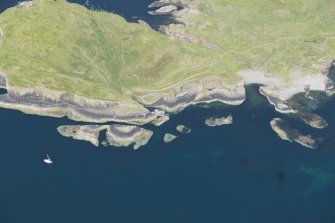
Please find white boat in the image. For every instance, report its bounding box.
[43,154,53,164]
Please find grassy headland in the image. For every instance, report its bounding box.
[0,0,240,102]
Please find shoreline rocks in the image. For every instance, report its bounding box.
[0,82,156,125]
[270,118,318,149]
[148,5,177,15]
[57,124,153,150]
[136,76,246,113]
[205,115,233,127]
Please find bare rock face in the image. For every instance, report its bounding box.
[205,115,233,127]
[137,76,246,113]
[270,118,318,149]
[104,125,153,150]
[57,124,153,150]
[0,82,155,124]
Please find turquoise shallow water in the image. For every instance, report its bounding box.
[1,1,335,223]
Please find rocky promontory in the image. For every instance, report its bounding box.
[104,125,153,150]
[57,124,153,150]
[205,115,233,127]
[270,118,318,149]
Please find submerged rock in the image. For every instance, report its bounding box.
[57,124,153,150]
[205,115,233,127]
[163,133,177,143]
[176,125,191,134]
[270,118,318,149]
[299,112,328,129]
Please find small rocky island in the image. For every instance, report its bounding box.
[176,125,191,134]
[163,133,178,143]
[270,118,318,149]
[299,112,328,129]
[205,115,233,127]
[57,124,153,150]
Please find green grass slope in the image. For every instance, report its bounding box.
[167,0,335,77]
[0,0,239,101]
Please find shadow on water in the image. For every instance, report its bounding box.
[0,88,7,94]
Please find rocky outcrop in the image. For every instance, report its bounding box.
[148,5,178,15]
[270,118,318,149]
[299,112,328,129]
[137,76,245,113]
[163,133,177,143]
[176,124,191,134]
[0,76,156,124]
[205,115,233,127]
[57,125,104,146]
[104,125,153,150]
[57,124,153,150]
[239,70,334,113]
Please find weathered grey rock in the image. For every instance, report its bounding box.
[205,115,233,127]
[176,124,191,134]
[0,85,155,124]
[57,124,153,149]
[299,112,328,129]
[148,5,177,15]
[270,118,318,149]
[17,1,33,8]
[163,133,177,143]
[57,125,103,147]
[105,125,153,150]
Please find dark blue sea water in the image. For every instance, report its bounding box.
[1,1,335,223]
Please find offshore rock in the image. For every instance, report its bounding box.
[57,124,153,149]
[57,125,104,147]
[299,112,328,129]
[163,133,178,143]
[176,124,191,134]
[270,118,318,149]
[205,115,233,127]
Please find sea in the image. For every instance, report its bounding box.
[1,1,335,223]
